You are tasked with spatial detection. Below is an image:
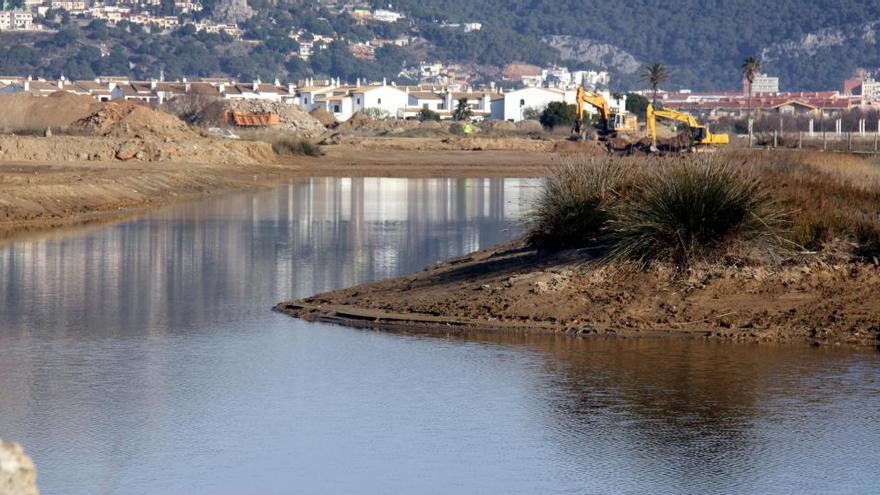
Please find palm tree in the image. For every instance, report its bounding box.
[641,63,668,107]
[741,56,762,121]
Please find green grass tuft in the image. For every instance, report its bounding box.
[605,156,782,266]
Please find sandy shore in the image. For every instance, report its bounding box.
[275,241,880,347]
[0,145,556,242]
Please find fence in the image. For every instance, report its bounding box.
[747,117,880,153]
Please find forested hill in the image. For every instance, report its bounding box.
[2,0,878,90]
[390,0,880,90]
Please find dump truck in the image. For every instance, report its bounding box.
[224,110,280,127]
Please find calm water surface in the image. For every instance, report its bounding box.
[0,177,878,495]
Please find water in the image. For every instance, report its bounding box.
[1,177,878,494]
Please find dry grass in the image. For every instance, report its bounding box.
[527,150,880,265]
[747,151,880,256]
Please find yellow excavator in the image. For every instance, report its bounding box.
[646,103,729,151]
[572,87,639,140]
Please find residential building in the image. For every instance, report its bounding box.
[744,73,779,95]
[371,8,403,22]
[0,10,35,31]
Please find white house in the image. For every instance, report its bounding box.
[350,84,409,118]
[503,87,574,122]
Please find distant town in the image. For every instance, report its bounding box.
[2,0,880,127]
[2,68,879,128]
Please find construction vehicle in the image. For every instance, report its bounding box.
[572,87,639,140]
[646,104,729,151]
[224,110,280,127]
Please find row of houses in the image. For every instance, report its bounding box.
[643,89,865,119]
[0,76,629,123]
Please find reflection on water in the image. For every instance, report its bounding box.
[0,177,878,495]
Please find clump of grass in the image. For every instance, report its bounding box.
[605,156,782,266]
[755,151,880,256]
[272,137,321,156]
[526,157,629,248]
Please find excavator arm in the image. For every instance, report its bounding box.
[646,103,729,149]
[573,87,637,139]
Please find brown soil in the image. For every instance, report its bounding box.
[72,100,198,139]
[281,147,556,177]
[0,91,101,133]
[275,240,880,347]
[309,107,338,127]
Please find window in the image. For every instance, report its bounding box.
[333,104,340,113]
[423,103,429,109]
[356,97,360,104]
[377,98,382,104]
[520,99,525,106]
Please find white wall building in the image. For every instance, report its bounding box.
[351,84,409,118]
[748,73,779,94]
[503,87,574,122]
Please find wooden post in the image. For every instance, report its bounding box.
[874,133,878,153]
[773,130,778,149]
[823,131,827,151]
[798,131,802,149]
[848,132,852,151]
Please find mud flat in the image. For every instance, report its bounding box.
[277,151,880,348]
[275,240,880,347]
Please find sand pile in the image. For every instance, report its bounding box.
[516,120,544,133]
[0,91,100,133]
[482,120,517,131]
[309,107,337,127]
[334,112,372,132]
[72,100,197,139]
[551,139,609,155]
[224,100,324,136]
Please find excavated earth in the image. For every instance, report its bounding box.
[276,240,880,347]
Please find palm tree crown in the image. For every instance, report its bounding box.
[641,63,668,107]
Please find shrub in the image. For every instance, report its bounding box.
[417,108,441,122]
[539,101,577,130]
[606,156,781,266]
[527,157,629,248]
[272,138,321,156]
[362,107,389,120]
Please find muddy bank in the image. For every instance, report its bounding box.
[0,158,294,242]
[0,147,556,241]
[275,241,880,347]
[283,147,557,177]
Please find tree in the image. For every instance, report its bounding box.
[741,56,762,122]
[539,101,577,130]
[641,63,668,107]
[452,97,473,121]
[625,92,650,117]
[417,108,441,121]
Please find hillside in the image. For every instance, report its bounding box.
[1,0,878,90]
[390,0,880,90]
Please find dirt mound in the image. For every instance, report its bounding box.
[482,120,517,131]
[419,120,442,129]
[551,139,609,155]
[516,120,544,133]
[223,99,325,136]
[334,112,372,132]
[72,100,196,139]
[309,107,337,127]
[0,92,101,133]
